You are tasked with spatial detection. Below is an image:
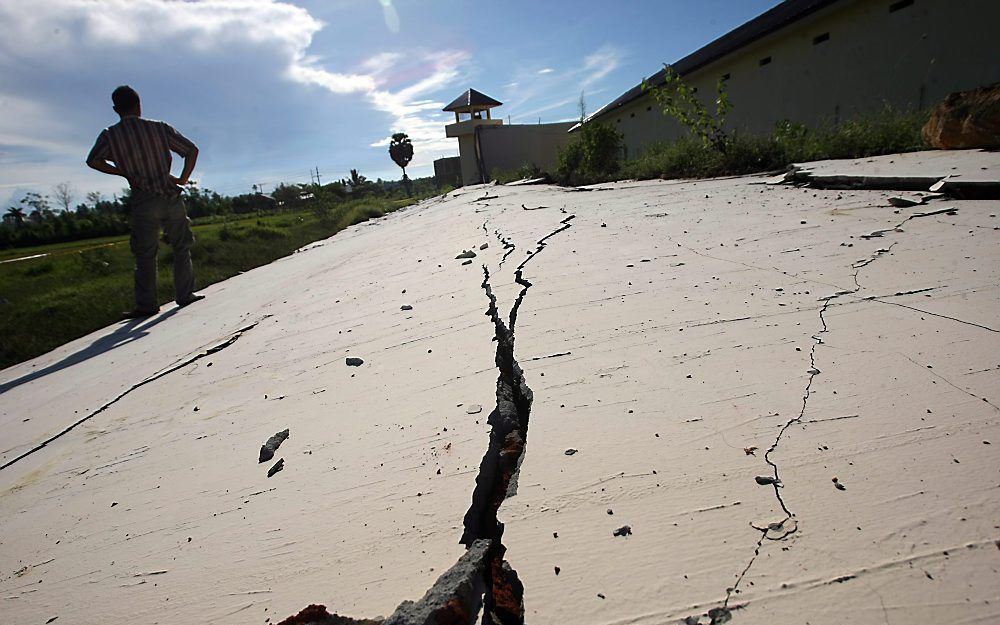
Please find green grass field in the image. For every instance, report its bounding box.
[0,197,416,369]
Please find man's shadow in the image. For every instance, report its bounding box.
[0,307,180,395]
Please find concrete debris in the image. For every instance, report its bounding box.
[259,428,289,463]
[383,539,491,625]
[267,458,284,478]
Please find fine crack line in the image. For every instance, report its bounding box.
[866,299,999,333]
[0,318,268,472]
[898,353,1000,411]
[706,212,924,622]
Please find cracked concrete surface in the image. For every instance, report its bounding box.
[1,151,998,624]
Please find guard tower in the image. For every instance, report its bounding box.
[444,88,503,185]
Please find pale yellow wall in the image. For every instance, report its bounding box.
[602,0,1000,158]
[457,135,481,186]
[478,123,576,178]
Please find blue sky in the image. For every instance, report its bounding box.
[0,0,780,208]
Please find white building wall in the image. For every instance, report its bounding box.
[603,0,1000,158]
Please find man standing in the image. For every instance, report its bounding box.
[87,85,204,318]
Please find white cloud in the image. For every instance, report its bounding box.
[538,68,555,74]
[0,0,467,199]
[582,45,624,87]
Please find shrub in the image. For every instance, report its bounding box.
[23,261,55,277]
[557,122,624,184]
[491,162,543,184]
[77,247,113,276]
[245,226,286,240]
[620,106,928,182]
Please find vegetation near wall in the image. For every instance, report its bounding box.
[551,66,929,186]
[619,106,929,181]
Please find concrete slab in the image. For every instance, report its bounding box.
[790,149,1000,197]
[1,153,998,625]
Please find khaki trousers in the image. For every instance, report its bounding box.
[129,191,195,311]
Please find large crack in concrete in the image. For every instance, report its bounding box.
[461,213,575,624]
[279,211,576,624]
[0,317,269,472]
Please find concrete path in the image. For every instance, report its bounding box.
[1,151,998,625]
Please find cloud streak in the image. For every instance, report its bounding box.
[0,0,468,201]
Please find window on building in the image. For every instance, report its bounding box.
[759,56,772,67]
[889,0,914,12]
[813,32,830,45]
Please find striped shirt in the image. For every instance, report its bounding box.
[87,116,197,196]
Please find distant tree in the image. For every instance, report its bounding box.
[20,192,53,222]
[349,169,368,187]
[4,206,26,226]
[578,90,587,122]
[53,181,74,212]
[388,132,414,195]
[85,190,104,209]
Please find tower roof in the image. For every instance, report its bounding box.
[443,88,502,113]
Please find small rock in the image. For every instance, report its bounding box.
[755,475,779,486]
[606,508,614,515]
[346,357,364,366]
[461,259,472,266]
[479,243,489,250]
[400,304,413,311]
[888,196,920,208]
[835,481,846,491]
[466,404,482,415]
[456,250,477,259]
[612,525,632,537]
[564,448,578,456]
[597,593,606,599]
[554,566,560,575]
[808,367,821,375]
[111,502,118,507]
[267,458,284,478]
[259,428,290,463]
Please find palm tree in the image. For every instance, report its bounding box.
[388,132,413,195]
[4,206,26,226]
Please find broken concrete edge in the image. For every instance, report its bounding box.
[275,604,383,625]
[384,539,492,625]
[275,541,493,625]
[782,165,1000,197]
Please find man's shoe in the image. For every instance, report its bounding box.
[122,308,159,320]
[177,293,205,307]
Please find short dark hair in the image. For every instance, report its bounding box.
[112,85,140,113]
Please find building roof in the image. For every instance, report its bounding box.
[578,0,843,128]
[443,89,503,113]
